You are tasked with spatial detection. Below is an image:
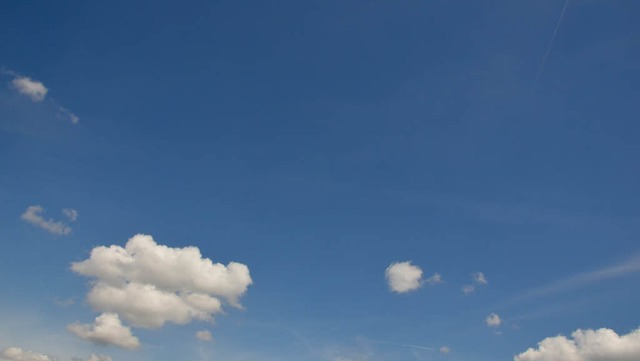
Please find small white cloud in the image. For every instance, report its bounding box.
[425,273,443,285]
[62,208,79,222]
[21,205,72,235]
[515,327,640,361]
[10,76,48,102]
[86,355,112,361]
[485,313,501,327]
[472,272,488,285]
[0,347,54,361]
[196,329,213,342]
[439,346,450,354]
[461,284,475,295]
[385,261,423,293]
[67,313,140,350]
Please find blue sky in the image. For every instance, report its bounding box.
[1,1,640,361]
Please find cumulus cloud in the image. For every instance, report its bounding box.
[440,346,450,354]
[515,327,640,361]
[68,312,140,350]
[486,313,501,327]
[0,347,53,361]
[10,76,48,102]
[385,261,423,293]
[196,329,213,342]
[71,234,252,332]
[21,205,73,235]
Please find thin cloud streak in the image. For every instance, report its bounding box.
[533,0,571,90]
[365,338,435,351]
[512,253,640,303]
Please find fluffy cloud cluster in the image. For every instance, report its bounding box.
[385,261,423,293]
[21,205,76,235]
[515,327,640,361]
[68,312,140,350]
[486,313,501,327]
[10,76,48,102]
[69,234,252,348]
[0,348,53,361]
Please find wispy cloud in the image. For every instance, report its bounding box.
[462,271,488,295]
[512,253,640,303]
[364,338,435,351]
[461,284,476,295]
[21,205,75,235]
[62,208,79,221]
[2,68,80,124]
[472,272,488,285]
[425,273,443,285]
[54,297,76,307]
[196,330,213,342]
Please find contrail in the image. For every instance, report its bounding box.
[367,339,435,351]
[533,0,571,90]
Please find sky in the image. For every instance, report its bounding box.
[1,1,640,361]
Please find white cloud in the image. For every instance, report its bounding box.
[86,355,112,361]
[10,77,48,102]
[0,347,53,361]
[472,272,488,285]
[196,329,213,342]
[461,284,475,295]
[67,312,140,350]
[21,205,72,235]
[515,327,640,361]
[62,208,79,222]
[440,346,450,354]
[85,282,222,328]
[71,234,252,329]
[485,313,501,327]
[425,273,443,285]
[385,261,423,293]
